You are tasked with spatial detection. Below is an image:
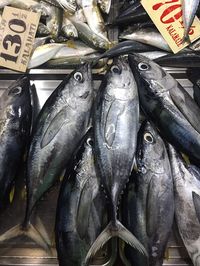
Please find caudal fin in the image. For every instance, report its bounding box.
[0,222,51,252]
[84,220,148,265]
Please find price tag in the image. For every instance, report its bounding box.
[141,0,200,53]
[0,6,40,72]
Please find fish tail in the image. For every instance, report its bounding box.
[0,222,51,252]
[84,219,148,265]
[183,31,191,44]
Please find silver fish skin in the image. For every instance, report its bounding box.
[120,28,171,52]
[55,0,77,13]
[62,14,78,38]
[182,0,200,41]
[123,121,174,266]
[46,4,63,38]
[85,57,147,264]
[128,53,200,162]
[55,133,108,266]
[82,0,109,41]
[168,144,200,266]
[0,76,32,211]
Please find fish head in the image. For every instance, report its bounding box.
[128,53,176,96]
[2,76,31,120]
[67,63,93,109]
[105,56,138,101]
[137,121,168,175]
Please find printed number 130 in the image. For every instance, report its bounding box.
[0,19,26,63]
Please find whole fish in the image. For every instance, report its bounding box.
[52,40,97,59]
[114,1,149,25]
[168,145,200,266]
[56,132,116,266]
[28,43,65,69]
[187,68,200,107]
[120,28,171,52]
[128,53,200,162]
[85,57,147,264]
[155,51,200,67]
[182,0,200,41]
[97,0,111,14]
[62,14,78,38]
[122,121,174,266]
[82,0,109,42]
[70,20,111,50]
[0,64,93,249]
[0,76,32,211]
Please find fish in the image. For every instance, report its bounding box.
[82,0,109,42]
[85,57,147,264]
[187,68,200,107]
[62,14,78,38]
[70,20,111,50]
[122,121,174,266]
[55,0,77,13]
[30,84,40,132]
[93,40,160,64]
[128,53,200,162]
[138,51,169,60]
[97,0,111,14]
[0,76,32,211]
[0,63,94,249]
[154,51,200,67]
[168,144,200,266]
[182,0,200,41]
[52,40,97,59]
[55,132,117,266]
[32,36,51,53]
[44,53,107,68]
[46,4,63,38]
[120,27,171,52]
[114,1,149,25]
[28,43,65,69]
[69,8,87,23]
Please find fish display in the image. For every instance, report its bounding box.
[129,53,200,163]
[0,76,32,211]
[168,145,200,266]
[122,121,174,266]
[85,57,147,264]
[56,132,116,266]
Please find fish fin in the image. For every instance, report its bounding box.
[105,103,124,147]
[0,224,50,252]
[76,184,93,239]
[84,220,148,264]
[146,177,159,238]
[192,192,200,224]
[41,109,70,148]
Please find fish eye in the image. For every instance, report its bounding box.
[138,62,149,71]
[9,86,22,95]
[111,65,121,74]
[87,137,93,147]
[74,72,83,82]
[144,132,154,143]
